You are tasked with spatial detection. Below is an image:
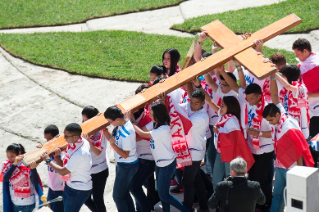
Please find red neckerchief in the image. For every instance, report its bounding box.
[61,137,84,183]
[89,131,102,149]
[247,96,266,149]
[0,160,31,198]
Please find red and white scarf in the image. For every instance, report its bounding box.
[279,81,310,129]
[89,131,102,150]
[263,79,271,103]
[136,108,152,141]
[0,160,31,198]
[165,90,193,168]
[61,137,84,182]
[247,95,266,150]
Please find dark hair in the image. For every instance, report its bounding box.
[269,53,286,68]
[104,106,124,121]
[202,52,212,58]
[135,83,151,94]
[263,103,281,118]
[151,102,170,129]
[222,96,241,123]
[162,48,180,76]
[149,65,164,76]
[219,72,237,83]
[44,124,59,137]
[82,106,99,120]
[152,76,167,85]
[292,38,312,52]
[279,65,301,84]
[191,89,205,102]
[7,143,26,155]
[64,123,82,136]
[245,83,262,96]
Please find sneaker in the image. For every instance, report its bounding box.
[170,184,184,193]
[170,179,178,186]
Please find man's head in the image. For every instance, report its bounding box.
[279,65,301,84]
[230,157,247,177]
[64,123,82,143]
[244,83,262,106]
[292,38,312,62]
[262,103,281,125]
[190,89,205,112]
[44,124,59,141]
[219,72,237,94]
[269,53,286,71]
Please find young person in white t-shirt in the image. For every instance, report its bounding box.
[103,106,139,212]
[43,125,64,212]
[263,73,314,212]
[41,123,92,212]
[219,63,274,210]
[128,102,188,212]
[81,106,109,212]
[177,87,209,212]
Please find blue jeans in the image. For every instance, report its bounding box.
[270,167,287,212]
[113,161,139,212]
[48,188,64,212]
[155,159,188,212]
[206,127,217,179]
[212,152,230,190]
[129,159,155,212]
[13,204,35,212]
[63,184,92,212]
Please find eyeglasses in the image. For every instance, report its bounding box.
[64,135,76,139]
[220,84,229,87]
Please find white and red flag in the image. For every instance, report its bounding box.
[298,52,319,94]
[165,89,193,168]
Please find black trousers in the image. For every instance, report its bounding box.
[182,161,208,210]
[248,151,274,207]
[84,168,109,212]
[310,116,319,137]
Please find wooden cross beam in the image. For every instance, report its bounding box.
[22,14,301,166]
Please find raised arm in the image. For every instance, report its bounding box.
[234,59,246,89]
[193,78,219,112]
[204,73,219,92]
[270,74,280,105]
[219,67,240,93]
[194,32,207,62]
[275,73,297,93]
[132,124,152,139]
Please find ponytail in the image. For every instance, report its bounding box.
[6,143,26,155]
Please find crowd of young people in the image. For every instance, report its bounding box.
[1,35,318,212]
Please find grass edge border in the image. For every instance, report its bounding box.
[0,0,186,30]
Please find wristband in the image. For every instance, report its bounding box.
[235,65,241,69]
[45,158,51,165]
[195,84,202,89]
[270,77,276,80]
[237,70,243,73]
[130,120,135,124]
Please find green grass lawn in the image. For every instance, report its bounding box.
[0,0,182,29]
[0,31,297,82]
[171,0,319,33]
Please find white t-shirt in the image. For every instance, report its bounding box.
[114,121,138,163]
[65,139,92,191]
[308,97,319,118]
[136,137,154,160]
[233,67,265,88]
[47,153,65,191]
[179,103,209,161]
[238,88,274,155]
[90,133,109,174]
[146,123,176,167]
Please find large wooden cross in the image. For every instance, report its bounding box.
[22,14,301,166]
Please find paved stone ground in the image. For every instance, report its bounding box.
[0,0,318,211]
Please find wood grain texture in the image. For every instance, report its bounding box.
[201,14,302,79]
[22,14,301,166]
[180,40,196,70]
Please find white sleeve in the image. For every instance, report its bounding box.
[145,122,154,131]
[150,128,161,141]
[276,103,286,114]
[238,87,248,105]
